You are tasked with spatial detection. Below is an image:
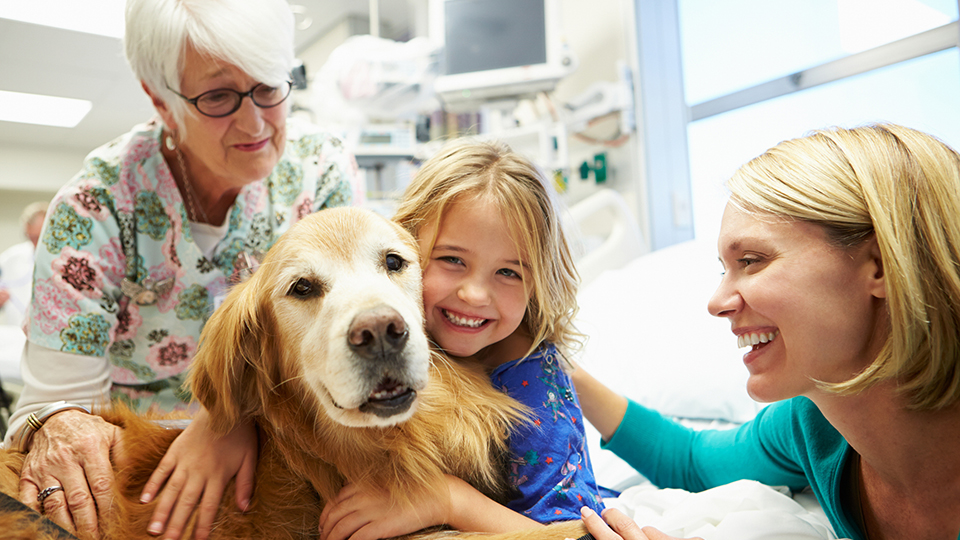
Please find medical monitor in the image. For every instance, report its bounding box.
[433,0,574,107]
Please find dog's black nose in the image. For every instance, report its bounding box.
[348,306,409,359]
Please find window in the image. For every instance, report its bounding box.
[680,0,956,103]
[676,0,960,242]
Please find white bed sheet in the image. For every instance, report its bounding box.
[585,416,838,538]
[606,480,836,540]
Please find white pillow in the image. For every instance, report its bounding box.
[574,239,762,424]
[575,239,764,489]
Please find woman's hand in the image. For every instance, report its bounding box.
[139,408,258,540]
[17,409,124,538]
[578,507,701,540]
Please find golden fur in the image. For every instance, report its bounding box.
[0,207,586,540]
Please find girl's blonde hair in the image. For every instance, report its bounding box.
[394,139,581,357]
[728,123,960,410]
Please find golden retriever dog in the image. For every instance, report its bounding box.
[0,207,587,540]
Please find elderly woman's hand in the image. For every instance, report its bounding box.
[18,409,124,538]
[140,407,258,540]
[578,507,702,540]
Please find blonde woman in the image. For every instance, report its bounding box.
[575,124,960,540]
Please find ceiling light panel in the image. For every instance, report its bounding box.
[0,90,93,127]
[0,0,125,38]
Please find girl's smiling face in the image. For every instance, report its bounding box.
[418,195,531,365]
[707,203,888,403]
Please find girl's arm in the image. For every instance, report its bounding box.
[444,476,541,532]
[139,406,258,540]
[318,475,540,540]
[569,364,628,442]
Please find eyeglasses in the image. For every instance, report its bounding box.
[166,81,293,118]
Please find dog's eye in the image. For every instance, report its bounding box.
[385,253,405,272]
[288,278,315,298]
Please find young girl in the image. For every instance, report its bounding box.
[317,139,605,540]
[143,139,605,540]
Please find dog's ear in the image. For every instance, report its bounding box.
[188,277,273,434]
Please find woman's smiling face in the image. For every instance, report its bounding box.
[707,203,888,403]
[159,43,288,188]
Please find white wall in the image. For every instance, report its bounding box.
[297,15,370,78]
[0,145,86,192]
[555,0,644,235]
[0,144,82,253]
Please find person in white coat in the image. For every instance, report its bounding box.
[0,201,47,327]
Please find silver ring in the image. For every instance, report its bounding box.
[37,485,64,505]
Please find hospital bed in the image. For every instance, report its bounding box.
[569,189,838,539]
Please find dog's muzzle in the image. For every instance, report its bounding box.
[349,305,419,418]
[359,378,417,418]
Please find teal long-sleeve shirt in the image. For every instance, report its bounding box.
[602,396,958,540]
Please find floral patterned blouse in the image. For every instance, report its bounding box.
[27,118,357,414]
[489,342,606,522]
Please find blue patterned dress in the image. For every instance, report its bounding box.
[27,117,357,414]
[489,342,606,522]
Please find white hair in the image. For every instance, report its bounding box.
[124,0,295,130]
[19,201,48,233]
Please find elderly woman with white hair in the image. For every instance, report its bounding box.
[3,0,357,537]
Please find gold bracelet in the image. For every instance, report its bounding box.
[13,401,90,454]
